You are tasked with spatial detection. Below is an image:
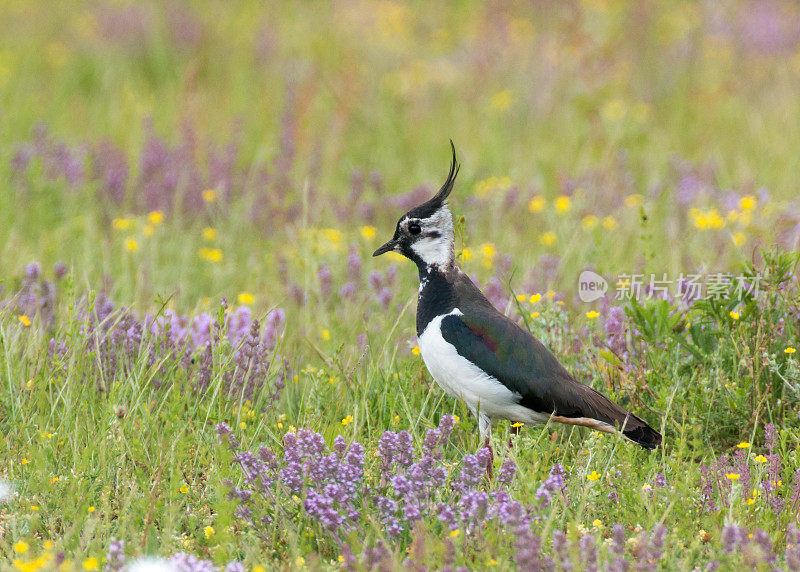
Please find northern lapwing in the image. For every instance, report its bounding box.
[373,142,662,460]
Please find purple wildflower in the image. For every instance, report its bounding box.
[497,458,517,485]
[318,264,332,297]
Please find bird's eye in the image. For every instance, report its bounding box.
[408,223,422,235]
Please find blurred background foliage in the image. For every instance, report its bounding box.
[2,1,800,306]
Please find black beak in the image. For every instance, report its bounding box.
[373,239,397,257]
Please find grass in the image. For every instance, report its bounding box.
[1,1,800,570]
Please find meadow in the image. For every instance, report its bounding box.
[1,1,800,570]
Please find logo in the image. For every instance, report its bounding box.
[578,270,608,303]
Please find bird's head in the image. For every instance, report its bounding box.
[373,141,460,270]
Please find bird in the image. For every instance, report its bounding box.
[373,141,662,462]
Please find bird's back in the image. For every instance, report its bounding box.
[443,271,662,449]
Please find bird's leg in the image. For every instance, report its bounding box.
[479,415,493,479]
[484,433,494,478]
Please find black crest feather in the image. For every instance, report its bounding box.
[406,140,460,220]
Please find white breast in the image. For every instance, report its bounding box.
[417,309,545,426]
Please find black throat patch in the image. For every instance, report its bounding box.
[416,266,458,335]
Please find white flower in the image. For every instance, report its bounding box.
[127,558,177,572]
[0,480,13,503]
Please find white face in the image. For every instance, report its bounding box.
[402,206,455,268]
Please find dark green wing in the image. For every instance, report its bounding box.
[439,308,593,416]
[442,273,661,449]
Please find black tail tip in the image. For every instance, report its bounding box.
[624,424,662,450]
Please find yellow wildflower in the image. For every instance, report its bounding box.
[385,251,406,263]
[82,557,99,571]
[602,216,618,230]
[475,176,513,198]
[147,210,164,225]
[202,227,218,241]
[14,541,29,554]
[785,347,796,354]
[87,506,95,513]
[22,457,30,464]
[755,454,768,463]
[50,477,59,483]
[202,189,217,203]
[530,312,540,319]
[204,526,215,539]
[125,238,139,252]
[487,559,499,566]
[739,195,756,211]
[321,329,331,341]
[359,225,377,239]
[30,505,39,511]
[729,311,740,320]
[460,247,473,262]
[601,99,627,122]
[528,196,546,213]
[516,294,527,302]
[341,415,354,426]
[547,291,555,298]
[14,557,47,572]
[586,311,600,319]
[582,215,598,229]
[554,196,571,213]
[490,90,515,112]
[411,345,421,355]
[530,293,542,304]
[237,292,255,305]
[624,194,643,208]
[449,529,461,538]
[112,218,131,231]
[587,471,601,481]
[393,415,400,425]
[691,209,725,230]
[179,485,189,494]
[19,315,31,327]
[481,243,496,258]
[736,441,750,449]
[592,519,603,528]
[511,422,524,428]
[322,228,344,245]
[726,473,740,481]
[733,232,746,246]
[295,557,306,567]
[481,242,496,268]
[199,248,223,263]
[539,231,556,246]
